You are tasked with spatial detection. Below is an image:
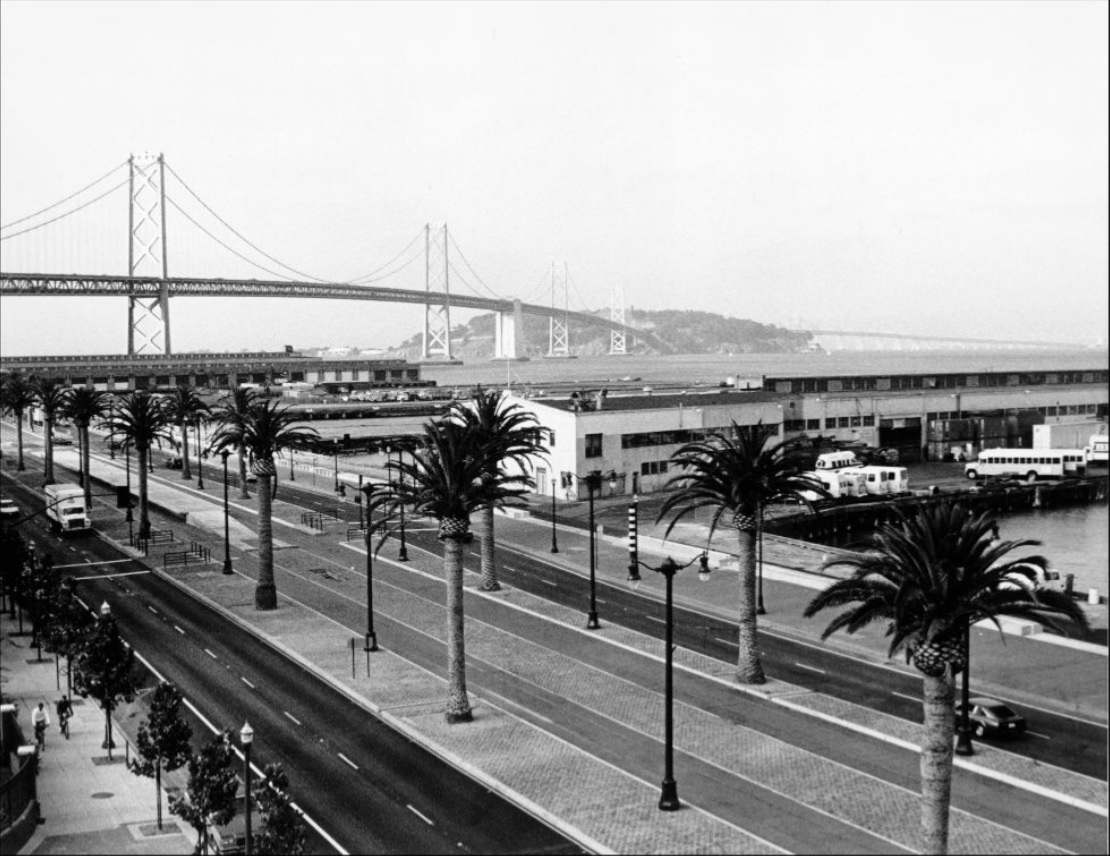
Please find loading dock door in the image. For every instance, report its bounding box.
[879,417,923,463]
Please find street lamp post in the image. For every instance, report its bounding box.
[627,553,711,811]
[756,505,766,616]
[362,484,378,653]
[240,722,254,856]
[195,419,205,489]
[289,447,295,482]
[955,623,974,756]
[550,480,559,553]
[356,475,364,531]
[333,440,340,492]
[98,602,116,754]
[220,450,233,574]
[395,445,408,562]
[585,471,601,629]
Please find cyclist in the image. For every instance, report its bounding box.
[31,702,50,751]
[56,695,74,739]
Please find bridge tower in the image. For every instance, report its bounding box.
[127,153,171,355]
[548,262,570,357]
[422,223,453,360]
[609,287,627,355]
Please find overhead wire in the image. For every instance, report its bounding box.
[1,159,129,231]
[0,178,129,242]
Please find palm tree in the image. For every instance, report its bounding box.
[163,386,209,482]
[103,392,175,540]
[447,389,546,592]
[803,500,1088,855]
[657,422,827,684]
[31,376,70,486]
[366,419,531,723]
[63,387,113,509]
[1,372,36,471]
[207,398,317,610]
[211,388,257,499]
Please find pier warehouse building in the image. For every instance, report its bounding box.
[506,368,1108,499]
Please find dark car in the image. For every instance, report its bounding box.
[955,697,1026,738]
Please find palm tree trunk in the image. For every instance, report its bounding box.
[734,522,766,684]
[81,424,92,510]
[255,470,276,610]
[478,505,500,591]
[16,414,26,470]
[238,449,250,499]
[43,414,55,484]
[443,534,473,723]
[180,421,192,480]
[138,447,152,540]
[920,671,956,854]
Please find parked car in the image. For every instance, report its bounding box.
[165,456,184,470]
[955,697,1026,738]
[52,432,75,446]
[1,497,20,521]
[208,782,262,855]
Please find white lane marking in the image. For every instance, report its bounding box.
[407,805,434,826]
[284,711,301,726]
[147,605,159,615]
[53,558,133,568]
[794,662,827,675]
[174,625,185,635]
[1026,730,1051,740]
[646,615,666,624]
[714,637,738,647]
[241,677,255,689]
[205,648,218,660]
[338,753,359,770]
[892,691,918,702]
[540,578,557,586]
[595,598,606,604]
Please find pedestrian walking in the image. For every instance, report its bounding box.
[32,702,50,751]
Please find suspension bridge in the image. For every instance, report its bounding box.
[0,153,667,359]
[0,153,1090,358]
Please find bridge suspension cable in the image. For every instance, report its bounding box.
[0,178,129,242]
[566,267,595,313]
[164,160,331,283]
[347,228,425,283]
[0,159,129,232]
[446,229,503,299]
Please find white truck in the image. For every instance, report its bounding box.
[44,483,91,534]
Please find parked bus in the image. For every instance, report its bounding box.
[964,449,1084,482]
[1087,433,1109,464]
[857,466,910,495]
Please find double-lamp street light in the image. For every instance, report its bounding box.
[240,722,254,856]
[627,553,711,811]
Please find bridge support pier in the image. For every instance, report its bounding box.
[493,299,527,360]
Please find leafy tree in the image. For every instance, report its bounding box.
[0,526,31,621]
[163,386,210,481]
[367,418,530,723]
[24,553,61,660]
[63,387,113,508]
[169,730,239,856]
[253,763,308,856]
[103,391,175,539]
[129,682,193,830]
[211,387,259,500]
[1,371,36,470]
[71,610,139,760]
[40,576,93,696]
[803,501,1089,855]
[30,376,69,486]
[207,397,317,609]
[448,389,545,592]
[657,422,827,684]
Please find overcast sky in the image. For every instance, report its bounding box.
[1,1,1107,355]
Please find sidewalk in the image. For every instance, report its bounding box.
[5,438,1108,854]
[0,612,196,855]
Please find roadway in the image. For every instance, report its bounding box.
[3,476,581,856]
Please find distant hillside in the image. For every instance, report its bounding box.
[386,308,811,359]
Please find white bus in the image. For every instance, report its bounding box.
[1087,433,1108,463]
[964,449,1085,482]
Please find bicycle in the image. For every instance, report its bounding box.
[59,712,70,740]
[34,721,46,752]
